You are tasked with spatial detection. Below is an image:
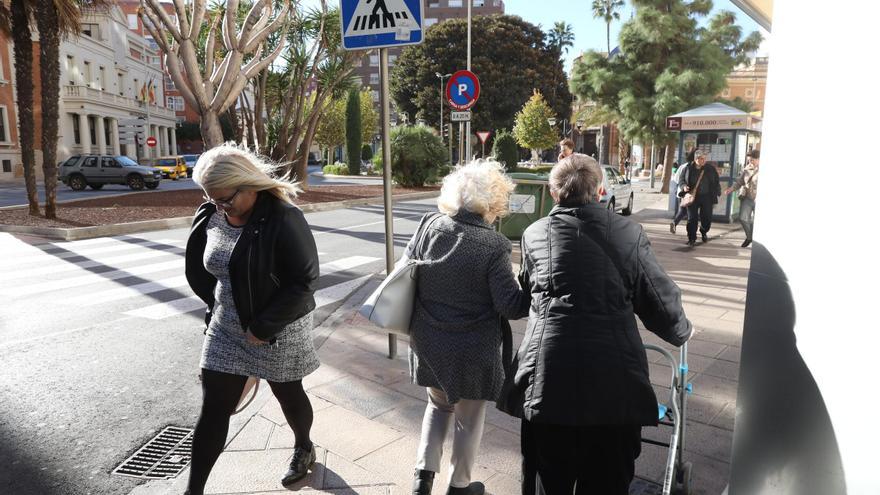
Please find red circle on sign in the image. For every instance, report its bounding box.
[445,70,480,111]
[146,136,157,147]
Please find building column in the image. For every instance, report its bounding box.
[110,118,121,155]
[79,113,91,154]
[170,126,178,155]
[159,126,168,156]
[95,116,106,155]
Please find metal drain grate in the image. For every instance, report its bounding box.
[112,426,194,479]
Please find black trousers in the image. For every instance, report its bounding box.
[686,195,715,241]
[521,420,642,495]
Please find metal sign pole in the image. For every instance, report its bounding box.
[465,0,472,162]
[380,47,396,359]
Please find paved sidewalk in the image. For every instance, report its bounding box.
[131,195,750,495]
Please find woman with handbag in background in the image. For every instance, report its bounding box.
[185,144,321,494]
[406,161,528,495]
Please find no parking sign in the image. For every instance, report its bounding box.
[446,70,480,111]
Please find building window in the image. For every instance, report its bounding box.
[118,72,124,96]
[0,106,8,142]
[166,96,184,111]
[83,61,92,87]
[72,115,81,145]
[370,73,379,85]
[389,55,398,65]
[133,78,139,99]
[1,160,10,173]
[722,88,731,97]
[745,88,753,97]
[369,54,379,66]
[127,14,138,29]
[372,90,379,102]
[429,2,440,7]
[424,18,438,27]
[89,116,96,145]
[99,66,106,91]
[81,23,98,38]
[67,56,75,85]
[104,119,111,147]
[474,0,484,6]
[448,0,463,7]
[164,73,176,91]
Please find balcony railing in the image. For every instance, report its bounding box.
[63,85,175,119]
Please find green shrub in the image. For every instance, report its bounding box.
[492,130,519,172]
[513,165,554,175]
[390,126,448,186]
[345,89,362,175]
[361,144,373,161]
[323,163,349,175]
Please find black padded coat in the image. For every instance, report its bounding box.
[515,203,692,426]
[185,192,320,341]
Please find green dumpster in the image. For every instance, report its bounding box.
[497,173,554,240]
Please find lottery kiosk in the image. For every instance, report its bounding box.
[666,102,762,222]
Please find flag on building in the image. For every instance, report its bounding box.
[148,78,156,104]
[140,81,147,102]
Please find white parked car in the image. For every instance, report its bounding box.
[600,165,634,216]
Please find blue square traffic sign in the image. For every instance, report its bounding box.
[340,0,424,50]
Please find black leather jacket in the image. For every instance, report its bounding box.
[185,192,320,341]
[516,204,692,426]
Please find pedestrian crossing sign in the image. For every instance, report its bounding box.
[340,0,424,50]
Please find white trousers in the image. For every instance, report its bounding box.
[415,387,488,488]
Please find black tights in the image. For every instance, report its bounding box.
[187,369,314,494]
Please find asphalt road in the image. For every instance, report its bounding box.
[0,191,654,495]
[0,166,384,208]
[0,198,435,495]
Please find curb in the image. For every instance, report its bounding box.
[0,182,200,211]
[0,191,439,241]
[309,172,382,180]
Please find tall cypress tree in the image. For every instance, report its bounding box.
[345,89,362,176]
[571,0,761,191]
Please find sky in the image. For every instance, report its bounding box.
[505,0,771,72]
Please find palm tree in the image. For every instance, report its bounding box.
[35,1,87,219]
[547,21,575,55]
[591,0,625,55]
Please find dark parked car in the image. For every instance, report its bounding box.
[58,155,161,191]
[182,154,200,176]
[307,152,322,166]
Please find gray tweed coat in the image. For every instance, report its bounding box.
[405,210,528,403]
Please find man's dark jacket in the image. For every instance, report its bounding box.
[681,161,722,204]
[515,204,692,426]
[185,192,320,341]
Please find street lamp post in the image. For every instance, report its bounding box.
[435,73,451,145]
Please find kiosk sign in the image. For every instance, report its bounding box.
[446,70,480,111]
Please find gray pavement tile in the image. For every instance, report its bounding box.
[484,472,522,495]
[689,373,739,402]
[682,451,730,495]
[323,450,391,489]
[317,337,410,387]
[310,405,404,462]
[648,361,695,387]
[719,311,745,323]
[717,345,742,363]
[474,426,523,478]
[634,443,667,484]
[700,358,741,381]
[682,303,728,320]
[682,394,728,428]
[387,377,431,401]
[709,402,737,431]
[203,448,325,494]
[692,327,743,347]
[303,361,348,392]
[267,423,296,450]
[310,375,410,419]
[484,406,522,435]
[371,399,430,435]
[225,415,274,452]
[681,339,727,359]
[681,422,734,463]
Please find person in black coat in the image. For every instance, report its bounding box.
[184,144,321,494]
[514,154,692,494]
[678,150,722,246]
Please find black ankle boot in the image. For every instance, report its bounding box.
[412,469,435,495]
[446,481,485,495]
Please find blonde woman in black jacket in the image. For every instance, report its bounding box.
[515,154,692,494]
[184,144,320,494]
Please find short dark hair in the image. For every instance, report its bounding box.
[559,138,575,150]
[748,150,760,159]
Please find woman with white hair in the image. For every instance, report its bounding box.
[184,144,321,494]
[408,161,528,495]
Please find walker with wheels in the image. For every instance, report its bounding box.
[643,342,694,495]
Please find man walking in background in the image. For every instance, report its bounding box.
[679,150,721,247]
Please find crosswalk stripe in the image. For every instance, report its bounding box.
[313,274,372,308]
[0,259,183,297]
[4,247,183,280]
[0,239,184,268]
[65,275,190,306]
[122,256,380,320]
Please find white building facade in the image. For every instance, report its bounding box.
[58,6,177,162]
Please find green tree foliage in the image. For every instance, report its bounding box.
[315,97,347,150]
[391,15,572,135]
[492,130,520,172]
[388,126,448,187]
[513,91,559,155]
[571,0,761,190]
[361,144,374,161]
[345,89,362,175]
[359,89,379,145]
[547,21,575,55]
[716,96,754,113]
[591,0,625,54]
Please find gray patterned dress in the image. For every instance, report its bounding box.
[199,213,320,382]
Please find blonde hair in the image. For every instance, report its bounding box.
[549,153,602,206]
[192,142,301,204]
[437,160,515,220]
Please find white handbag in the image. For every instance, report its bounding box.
[359,213,440,335]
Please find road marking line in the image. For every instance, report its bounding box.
[313,274,373,308]
[0,239,183,268]
[1,259,183,297]
[312,212,426,237]
[64,275,190,306]
[0,316,133,350]
[4,247,182,280]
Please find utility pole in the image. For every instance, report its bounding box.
[465,0,472,162]
[380,47,396,359]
